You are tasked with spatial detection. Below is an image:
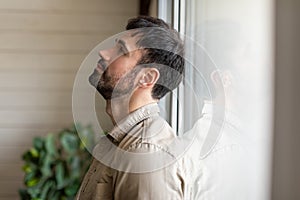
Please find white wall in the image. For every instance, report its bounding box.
[0,0,138,199]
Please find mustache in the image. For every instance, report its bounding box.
[97,56,107,70]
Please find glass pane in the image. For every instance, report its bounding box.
[180,0,274,199]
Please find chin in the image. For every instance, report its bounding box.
[88,70,100,88]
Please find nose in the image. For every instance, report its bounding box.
[98,47,114,62]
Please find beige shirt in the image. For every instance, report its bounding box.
[76,103,189,200]
[184,103,252,200]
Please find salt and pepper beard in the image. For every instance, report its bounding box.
[89,65,142,100]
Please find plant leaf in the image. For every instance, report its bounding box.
[27,177,39,187]
[45,134,58,156]
[64,183,79,196]
[40,180,54,199]
[33,137,44,150]
[55,161,65,189]
[60,132,79,154]
[41,155,53,177]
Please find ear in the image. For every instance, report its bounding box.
[221,70,232,88]
[138,68,160,88]
[211,70,232,88]
[210,70,223,88]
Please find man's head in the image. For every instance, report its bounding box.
[89,16,184,100]
[126,16,185,99]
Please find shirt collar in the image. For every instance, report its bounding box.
[108,103,160,143]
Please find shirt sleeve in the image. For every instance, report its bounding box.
[193,144,253,200]
[113,143,185,200]
[114,168,184,200]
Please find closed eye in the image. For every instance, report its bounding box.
[115,38,129,55]
[118,46,128,55]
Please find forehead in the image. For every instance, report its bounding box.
[116,30,140,50]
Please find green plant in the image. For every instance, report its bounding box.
[19,124,95,200]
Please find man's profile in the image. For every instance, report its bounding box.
[75,16,187,200]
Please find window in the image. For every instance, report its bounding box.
[158,0,274,199]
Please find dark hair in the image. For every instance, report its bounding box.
[126,16,184,99]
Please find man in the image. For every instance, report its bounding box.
[76,16,187,200]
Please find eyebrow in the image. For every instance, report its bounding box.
[115,38,129,54]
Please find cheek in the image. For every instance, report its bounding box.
[107,58,136,77]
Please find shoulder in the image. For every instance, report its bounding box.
[125,115,177,155]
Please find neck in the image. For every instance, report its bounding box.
[106,90,158,125]
[129,93,158,112]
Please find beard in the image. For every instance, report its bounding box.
[89,67,141,100]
